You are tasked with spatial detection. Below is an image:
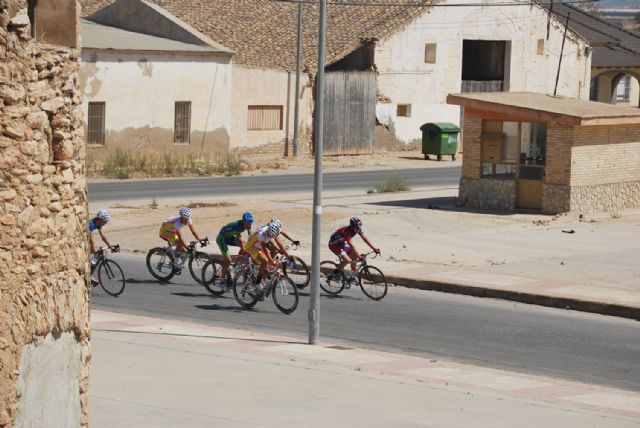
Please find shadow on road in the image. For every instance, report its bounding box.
[368,196,525,216]
[172,292,214,298]
[194,303,247,313]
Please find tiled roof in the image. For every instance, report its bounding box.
[546,2,640,68]
[81,0,433,71]
[81,19,224,52]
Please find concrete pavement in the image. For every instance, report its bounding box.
[90,310,640,427]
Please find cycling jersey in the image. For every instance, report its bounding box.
[329,225,362,245]
[245,228,273,261]
[216,220,250,256]
[88,218,102,233]
[160,216,192,244]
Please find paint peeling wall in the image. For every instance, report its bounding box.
[231,65,314,153]
[375,0,591,142]
[79,50,232,160]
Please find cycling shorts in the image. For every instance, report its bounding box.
[216,235,241,257]
[159,223,179,245]
[329,241,351,259]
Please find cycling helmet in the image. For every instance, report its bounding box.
[179,207,192,219]
[96,209,111,222]
[350,217,363,231]
[242,212,254,224]
[267,220,281,237]
[270,218,281,229]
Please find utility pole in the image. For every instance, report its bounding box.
[293,2,304,157]
[554,12,570,96]
[309,0,326,345]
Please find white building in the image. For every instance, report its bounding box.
[79,18,233,160]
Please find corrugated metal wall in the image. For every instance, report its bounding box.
[323,71,376,155]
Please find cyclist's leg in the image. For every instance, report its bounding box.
[217,235,231,278]
[345,244,359,272]
[332,242,351,270]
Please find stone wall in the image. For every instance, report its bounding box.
[0,1,89,426]
[541,183,571,214]
[458,178,516,212]
[570,181,640,214]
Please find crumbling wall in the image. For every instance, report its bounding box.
[0,1,89,426]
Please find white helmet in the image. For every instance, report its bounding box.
[267,219,281,237]
[179,207,192,219]
[96,209,111,222]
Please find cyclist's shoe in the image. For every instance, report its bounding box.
[174,268,182,276]
[215,278,229,293]
[90,277,101,287]
[255,283,266,301]
[344,271,357,289]
[246,285,259,300]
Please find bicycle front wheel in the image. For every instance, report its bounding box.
[319,261,345,296]
[146,247,175,282]
[232,269,258,309]
[201,260,224,296]
[271,276,299,314]
[358,265,388,300]
[189,252,212,285]
[283,256,310,289]
[98,260,126,297]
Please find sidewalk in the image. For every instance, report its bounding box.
[90,310,640,427]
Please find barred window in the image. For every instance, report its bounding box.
[174,101,191,143]
[397,104,412,118]
[424,43,437,64]
[87,102,106,145]
[248,105,283,131]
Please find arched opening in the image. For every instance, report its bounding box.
[610,73,640,107]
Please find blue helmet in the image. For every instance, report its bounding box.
[242,212,254,224]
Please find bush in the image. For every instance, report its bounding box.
[367,175,410,194]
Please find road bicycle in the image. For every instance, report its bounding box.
[146,238,211,283]
[200,254,251,296]
[319,252,388,300]
[273,243,310,289]
[92,245,125,297]
[232,260,299,314]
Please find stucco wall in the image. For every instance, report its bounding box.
[231,65,313,153]
[376,1,590,142]
[80,50,232,160]
[1,2,89,426]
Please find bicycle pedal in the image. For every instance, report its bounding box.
[174,269,182,275]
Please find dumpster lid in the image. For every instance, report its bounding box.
[420,122,460,132]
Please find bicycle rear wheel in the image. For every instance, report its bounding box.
[146,247,175,282]
[201,260,225,296]
[283,256,310,289]
[232,269,258,309]
[98,260,126,297]
[271,276,299,314]
[319,261,345,296]
[189,252,212,285]
[358,265,388,300]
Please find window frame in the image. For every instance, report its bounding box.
[397,104,412,118]
[247,105,284,131]
[174,101,192,144]
[87,102,106,146]
[424,43,437,64]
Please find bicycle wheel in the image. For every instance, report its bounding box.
[98,260,126,297]
[146,247,175,282]
[319,261,345,296]
[232,269,258,309]
[189,251,212,285]
[201,260,225,296]
[358,265,388,300]
[283,256,310,289]
[271,276,299,314]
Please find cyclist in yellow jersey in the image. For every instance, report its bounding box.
[245,219,291,300]
[159,207,204,265]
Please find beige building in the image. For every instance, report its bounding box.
[448,92,640,214]
[1,0,89,425]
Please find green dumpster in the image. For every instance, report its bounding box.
[420,122,460,161]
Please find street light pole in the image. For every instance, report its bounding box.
[293,2,304,157]
[309,0,326,345]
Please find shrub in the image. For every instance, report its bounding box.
[367,175,410,194]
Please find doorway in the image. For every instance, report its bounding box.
[517,122,547,210]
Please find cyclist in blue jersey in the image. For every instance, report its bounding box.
[89,209,116,286]
[216,212,254,291]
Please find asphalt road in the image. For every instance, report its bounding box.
[88,166,461,202]
[93,253,640,392]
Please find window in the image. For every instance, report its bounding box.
[536,39,544,55]
[589,77,599,101]
[174,101,191,143]
[397,104,412,118]
[481,120,516,179]
[247,105,283,131]
[616,75,631,102]
[424,43,437,64]
[87,102,105,145]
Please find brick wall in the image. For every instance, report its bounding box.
[544,124,573,185]
[0,1,89,426]
[461,116,481,180]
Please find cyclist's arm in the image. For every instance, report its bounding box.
[176,229,188,248]
[273,236,290,259]
[98,229,112,249]
[188,224,202,241]
[361,235,380,253]
[89,233,96,254]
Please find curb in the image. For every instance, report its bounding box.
[205,253,640,321]
[385,274,640,321]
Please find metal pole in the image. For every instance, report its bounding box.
[554,12,570,96]
[293,2,304,157]
[309,0,326,345]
